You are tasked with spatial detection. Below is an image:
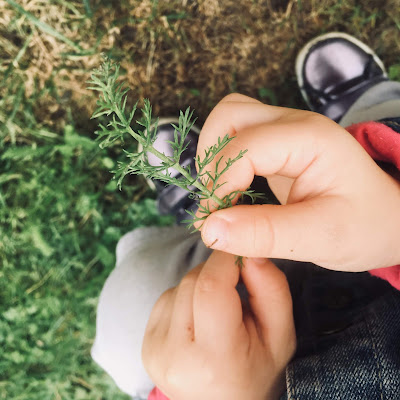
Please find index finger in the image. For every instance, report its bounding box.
[195,94,304,216]
[196,93,294,162]
[192,251,244,348]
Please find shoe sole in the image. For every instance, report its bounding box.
[139,117,201,191]
[295,32,387,112]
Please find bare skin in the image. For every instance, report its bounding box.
[198,93,400,272]
[142,94,400,399]
[142,252,296,400]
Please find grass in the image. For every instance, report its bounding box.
[0,0,399,399]
[0,93,172,399]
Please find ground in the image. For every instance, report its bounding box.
[1,0,400,399]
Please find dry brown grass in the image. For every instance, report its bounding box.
[1,0,400,133]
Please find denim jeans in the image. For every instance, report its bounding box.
[276,260,400,399]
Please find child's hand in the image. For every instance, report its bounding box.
[197,94,400,272]
[142,251,296,400]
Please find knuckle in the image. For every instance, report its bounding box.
[158,287,175,304]
[211,93,262,124]
[211,100,235,119]
[253,208,275,255]
[302,110,327,123]
[179,263,202,287]
[219,92,247,103]
[178,273,196,291]
[197,271,220,293]
[302,111,338,134]
[150,287,175,316]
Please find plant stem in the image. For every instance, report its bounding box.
[112,103,225,208]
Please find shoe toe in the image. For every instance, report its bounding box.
[304,39,372,94]
[297,33,387,121]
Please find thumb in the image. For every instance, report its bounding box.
[241,257,294,351]
[201,196,348,267]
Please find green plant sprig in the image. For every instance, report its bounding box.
[88,58,262,233]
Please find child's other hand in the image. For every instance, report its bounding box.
[142,251,295,400]
[197,94,400,272]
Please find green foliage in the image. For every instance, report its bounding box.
[388,64,400,81]
[0,82,171,399]
[258,88,278,106]
[89,58,264,230]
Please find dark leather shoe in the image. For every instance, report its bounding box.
[296,32,388,122]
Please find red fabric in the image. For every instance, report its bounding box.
[346,121,400,170]
[346,121,400,290]
[369,266,400,291]
[148,386,169,400]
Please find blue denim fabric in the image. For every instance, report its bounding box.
[275,260,400,399]
[379,117,400,134]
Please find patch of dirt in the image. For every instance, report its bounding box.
[1,0,400,131]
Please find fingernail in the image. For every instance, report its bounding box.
[202,215,229,250]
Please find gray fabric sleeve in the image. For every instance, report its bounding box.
[91,226,210,398]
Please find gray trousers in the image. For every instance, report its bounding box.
[91,81,400,399]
